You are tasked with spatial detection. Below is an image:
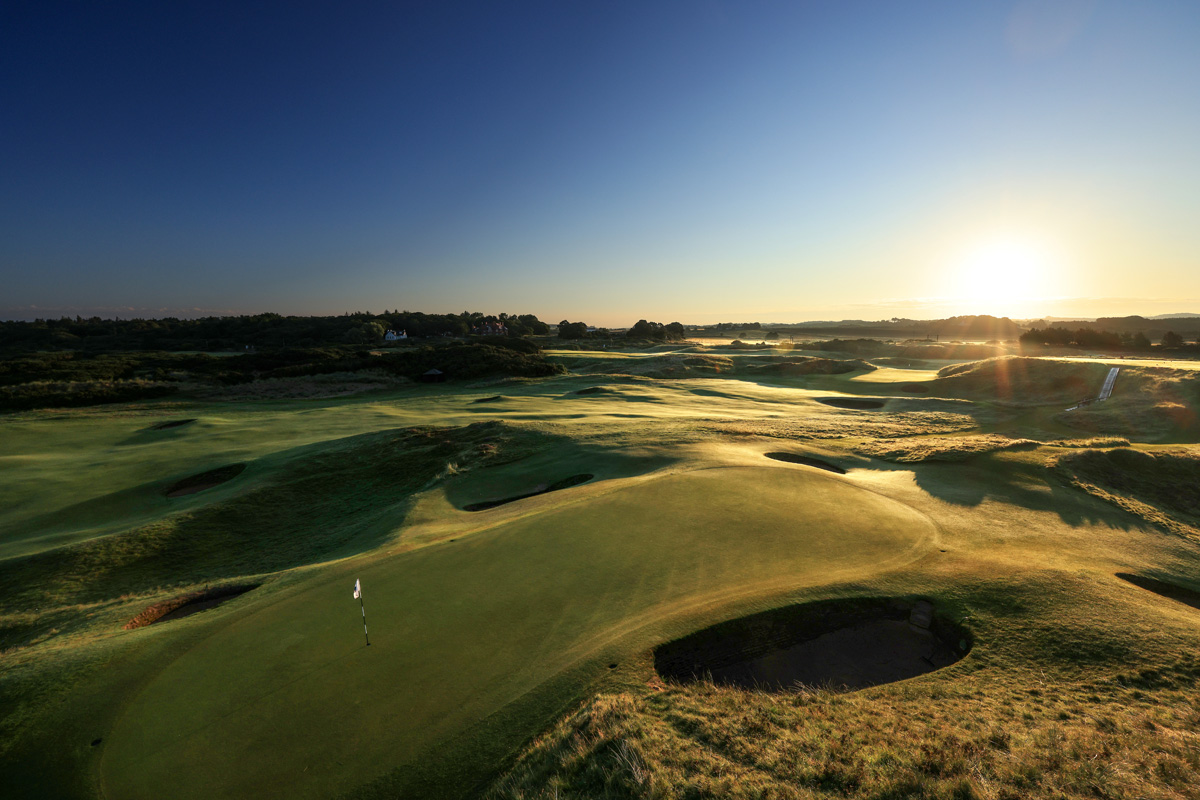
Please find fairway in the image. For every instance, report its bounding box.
[101,466,934,799]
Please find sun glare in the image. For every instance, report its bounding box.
[944,237,1063,317]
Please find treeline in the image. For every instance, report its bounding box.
[554,319,687,341]
[0,340,563,411]
[0,310,551,354]
[1019,327,1196,350]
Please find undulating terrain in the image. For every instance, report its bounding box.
[2,340,1200,799]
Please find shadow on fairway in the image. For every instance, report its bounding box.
[1117,573,1200,611]
[152,418,198,430]
[817,397,886,410]
[166,463,247,498]
[909,460,1138,531]
[463,474,594,511]
[116,418,203,447]
[655,597,971,692]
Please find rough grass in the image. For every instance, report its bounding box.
[488,674,1200,800]
[707,410,981,441]
[856,435,1041,463]
[1056,448,1200,542]
[489,578,1200,800]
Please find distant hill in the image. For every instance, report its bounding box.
[1045,316,1200,335]
[771,314,1022,340]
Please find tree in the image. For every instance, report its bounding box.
[558,320,588,339]
[1162,330,1184,348]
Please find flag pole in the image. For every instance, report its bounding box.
[360,594,370,646]
[354,579,370,646]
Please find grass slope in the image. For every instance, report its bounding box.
[100,467,933,799]
[2,350,1200,800]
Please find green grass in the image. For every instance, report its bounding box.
[2,352,1200,800]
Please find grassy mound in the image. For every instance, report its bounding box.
[934,357,1108,404]
[0,421,545,610]
[98,467,934,800]
[1057,449,1200,541]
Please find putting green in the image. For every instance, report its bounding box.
[849,367,941,384]
[101,465,935,799]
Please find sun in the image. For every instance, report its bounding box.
[943,236,1063,317]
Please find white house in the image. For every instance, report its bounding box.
[384,329,408,341]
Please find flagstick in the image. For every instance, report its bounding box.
[359,594,370,646]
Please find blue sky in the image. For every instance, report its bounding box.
[3,1,1198,324]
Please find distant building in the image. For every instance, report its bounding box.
[471,321,507,336]
[420,368,446,383]
[384,329,408,341]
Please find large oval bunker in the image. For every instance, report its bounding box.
[655,597,971,692]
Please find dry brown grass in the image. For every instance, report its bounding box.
[856,435,1040,463]
[490,670,1200,800]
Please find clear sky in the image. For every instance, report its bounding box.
[3,1,1198,325]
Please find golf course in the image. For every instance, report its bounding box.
[3,342,1200,799]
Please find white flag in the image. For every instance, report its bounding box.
[353,579,362,600]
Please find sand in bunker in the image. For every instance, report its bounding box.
[710,619,959,691]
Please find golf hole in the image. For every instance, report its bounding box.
[764,452,847,474]
[152,419,197,430]
[165,463,247,498]
[817,397,886,410]
[655,598,971,693]
[1117,573,1200,612]
[123,584,260,629]
[463,474,594,511]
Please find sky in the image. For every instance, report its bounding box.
[2,1,1199,326]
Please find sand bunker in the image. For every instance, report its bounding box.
[473,395,504,403]
[764,452,847,474]
[817,397,886,410]
[152,419,197,430]
[574,386,614,395]
[123,584,259,629]
[1117,573,1200,611]
[655,598,970,692]
[165,463,247,498]
[463,474,594,511]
